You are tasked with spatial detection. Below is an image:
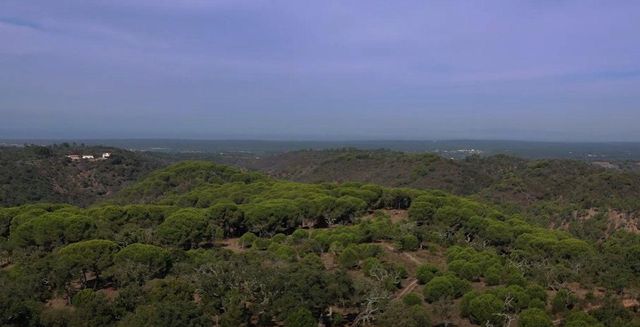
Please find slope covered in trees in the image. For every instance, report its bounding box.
[241,149,640,231]
[4,145,640,244]
[0,145,164,207]
[2,161,640,326]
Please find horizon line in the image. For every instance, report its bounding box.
[2,137,640,145]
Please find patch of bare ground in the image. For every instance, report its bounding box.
[563,282,605,299]
[221,238,245,253]
[379,243,421,277]
[381,209,409,223]
[1,263,15,271]
[45,297,69,310]
[320,252,336,270]
[412,247,449,271]
[359,209,409,224]
[98,286,119,301]
[606,210,640,234]
[379,241,449,282]
[544,282,640,323]
[622,298,640,310]
[381,243,421,265]
[592,161,618,169]
[557,208,640,235]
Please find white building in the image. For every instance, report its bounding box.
[102,152,112,159]
[82,155,94,159]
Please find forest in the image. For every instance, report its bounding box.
[2,161,640,326]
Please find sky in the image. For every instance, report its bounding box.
[1,0,639,141]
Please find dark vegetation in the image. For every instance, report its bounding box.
[13,139,640,161]
[0,144,164,207]
[2,161,640,326]
[242,149,640,235]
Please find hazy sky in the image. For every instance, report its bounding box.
[1,1,639,141]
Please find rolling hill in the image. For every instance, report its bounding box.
[237,149,640,235]
[2,161,640,326]
[0,145,165,207]
[242,149,640,208]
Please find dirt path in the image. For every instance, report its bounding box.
[395,278,419,299]
[383,244,421,266]
[383,243,423,300]
[222,238,245,253]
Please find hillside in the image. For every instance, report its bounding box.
[2,161,640,326]
[239,149,640,226]
[0,145,165,207]
[3,145,640,242]
[5,144,640,234]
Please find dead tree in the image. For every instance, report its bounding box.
[352,288,390,327]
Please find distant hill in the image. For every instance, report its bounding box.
[240,149,640,218]
[0,144,165,207]
[3,145,640,233]
[7,138,640,160]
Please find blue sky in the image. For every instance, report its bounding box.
[1,0,639,141]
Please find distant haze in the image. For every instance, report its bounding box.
[1,1,639,141]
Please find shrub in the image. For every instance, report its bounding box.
[485,265,502,286]
[271,233,287,243]
[517,308,552,327]
[284,308,316,327]
[416,264,439,284]
[460,291,479,318]
[564,312,604,327]
[397,234,420,251]
[377,302,430,327]
[338,246,359,269]
[402,293,423,306]
[239,232,257,248]
[526,284,547,303]
[408,201,436,225]
[448,260,481,281]
[291,229,309,243]
[528,298,545,310]
[423,274,470,303]
[551,289,578,314]
[355,243,383,258]
[468,294,503,326]
[505,270,527,287]
[361,258,382,277]
[252,238,270,251]
[492,285,531,312]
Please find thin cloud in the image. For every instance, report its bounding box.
[0,17,43,30]
[0,0,639,141]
